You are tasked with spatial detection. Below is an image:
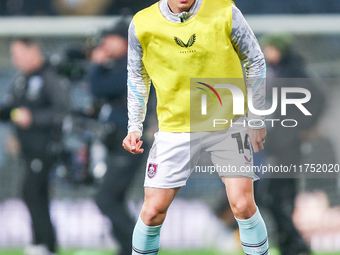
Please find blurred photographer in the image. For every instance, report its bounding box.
[0,38,70,255]
[87,21,146,255]
[257,34,326,255]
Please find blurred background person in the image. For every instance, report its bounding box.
[86,21,147,255]
[0,38,70,255]
[255,34,326,255]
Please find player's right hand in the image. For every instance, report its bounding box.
[122,131,144,154]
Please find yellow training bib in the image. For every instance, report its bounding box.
[134,0,246,132]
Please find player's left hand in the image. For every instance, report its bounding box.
[247,127,266,153]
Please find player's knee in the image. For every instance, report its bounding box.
[230,197,255,219]
[141,205,167,226]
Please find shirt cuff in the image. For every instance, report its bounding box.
[128,124,143,135]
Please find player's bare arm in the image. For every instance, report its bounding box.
[248,127,266,153]
[122,131,144,154]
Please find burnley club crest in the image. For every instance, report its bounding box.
[147,163,157,178]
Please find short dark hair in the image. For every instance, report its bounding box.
[101,19,129,39]
[14,37,39,47]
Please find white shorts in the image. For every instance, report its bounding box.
[144,125,258,189]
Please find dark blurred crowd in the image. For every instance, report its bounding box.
[1,0,340,15]
[0,0,156,16]
[0,18,152,254]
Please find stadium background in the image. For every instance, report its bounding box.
[0,0,340,254]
